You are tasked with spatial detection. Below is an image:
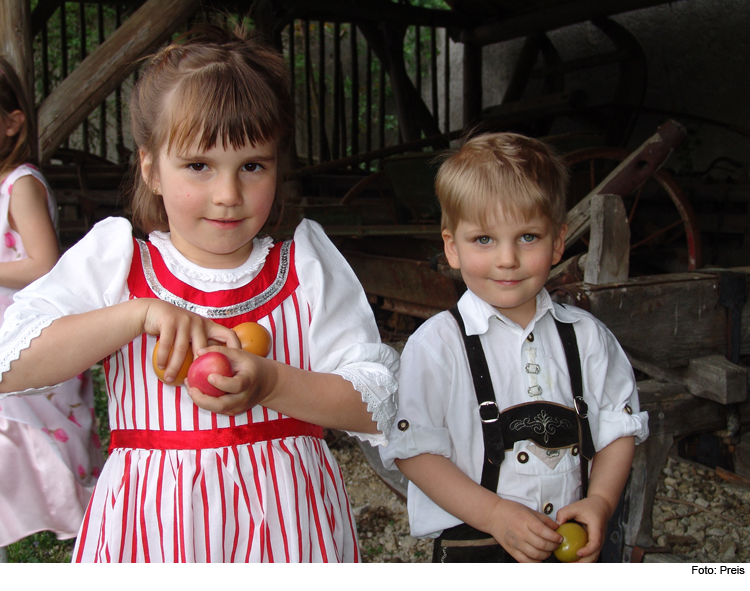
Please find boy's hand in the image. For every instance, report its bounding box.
[142,300,241,384]
[186,346,277,416]
[488,498,563,562]
[554,494,612,562]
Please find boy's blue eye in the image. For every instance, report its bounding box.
[520,234,537,243]
[476,236,491,245]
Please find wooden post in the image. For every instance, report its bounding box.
[462,41,482,128]
[37,0,200,163]
[584,193,630,285]
[0,0,36,156]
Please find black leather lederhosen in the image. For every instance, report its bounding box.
[432,306,595,563]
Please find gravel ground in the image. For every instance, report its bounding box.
[649,455,750,562]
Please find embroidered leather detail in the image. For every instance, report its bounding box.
[136,239,292,318]
[509,409,573,445]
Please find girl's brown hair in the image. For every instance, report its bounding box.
[0,57,35,178]
[435,132,569,234]
[129,24,294,234]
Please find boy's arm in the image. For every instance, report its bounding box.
[395,453,562,563]
[555,435,635,562]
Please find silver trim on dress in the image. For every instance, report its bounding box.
[136,239,292,318]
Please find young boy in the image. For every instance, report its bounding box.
[380,133,649,563]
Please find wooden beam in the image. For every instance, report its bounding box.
[552,272,729,368]
[0,0,34,116]
[461,0,687,46]
[263,0,474,30]
[37,0,200,163]
[584,194,630,285]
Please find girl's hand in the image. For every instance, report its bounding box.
[554,494,612,563]
[142,301,241,384]
[185,345,277,416]
[488,498,563,563]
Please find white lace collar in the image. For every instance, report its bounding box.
[147,231,274,284]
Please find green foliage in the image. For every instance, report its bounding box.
[7,531,76,563]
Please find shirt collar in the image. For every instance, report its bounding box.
[456,288,578,336]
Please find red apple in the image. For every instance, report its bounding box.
[187,352,234,397]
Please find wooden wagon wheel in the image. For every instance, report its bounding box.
[563,146,702,273]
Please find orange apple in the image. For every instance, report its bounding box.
[152,339,193,386]
[233,322,272,357]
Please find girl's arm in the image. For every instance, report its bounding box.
[186,346,378,433]
[554,435,635,562]
[0,297,240,393]
[395,453,562,563]
[0,175,59,289]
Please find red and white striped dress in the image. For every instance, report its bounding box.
[0,217,398,563]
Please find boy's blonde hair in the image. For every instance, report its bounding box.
[435,132,569,234]
[129,25,293,234]
[0,57,35,178]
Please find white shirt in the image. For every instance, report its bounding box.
[380,288,649,538]
[0,216,399,446]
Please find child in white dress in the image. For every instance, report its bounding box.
[0,58,102,555]
[0,27,398,562]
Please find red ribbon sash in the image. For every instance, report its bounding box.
[109,418,324,453]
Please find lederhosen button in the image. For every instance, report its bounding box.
[517,452,529,464]
[543,503,553,515]
[571,445,580,456]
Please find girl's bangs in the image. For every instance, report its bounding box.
[163,74,280,154]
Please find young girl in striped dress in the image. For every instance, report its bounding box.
[0,26,398,563]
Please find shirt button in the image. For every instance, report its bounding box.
[571,445,579,456]
[526,332,534,342]
[397,419,409,431]
[517,452,529,464]
[624,404,633,415]
[543,503,553,515]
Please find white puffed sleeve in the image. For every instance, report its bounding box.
[293,219,399,446]
[579,315,649,448]
[0,217,135,398]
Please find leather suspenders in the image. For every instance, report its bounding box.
[448,305,595,497]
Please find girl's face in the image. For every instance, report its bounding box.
[141,138,278,269]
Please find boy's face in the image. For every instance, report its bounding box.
[442,206,566,329]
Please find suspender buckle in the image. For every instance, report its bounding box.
[574,396,588,418]
[479,401,500,423]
